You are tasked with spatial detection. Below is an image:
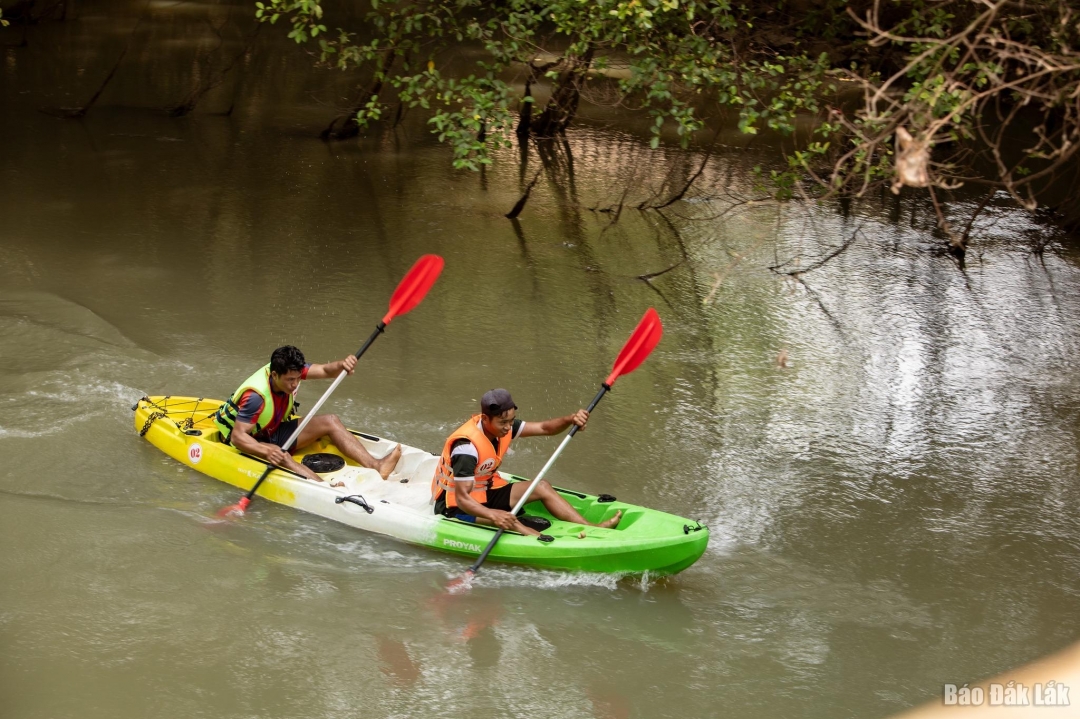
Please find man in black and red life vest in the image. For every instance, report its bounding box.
[213,345,401,483]
[430,388,622,535]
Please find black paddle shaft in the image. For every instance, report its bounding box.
[568,384,609,438]
[242,322,387,502]
[466,383,611,573]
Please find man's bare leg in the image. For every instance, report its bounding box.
[277,453,325,483]
[508,480,622,528]
[294,414,402,479]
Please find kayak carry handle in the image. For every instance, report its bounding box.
[335,495,374,514]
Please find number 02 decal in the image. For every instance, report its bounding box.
[188,443,203,464]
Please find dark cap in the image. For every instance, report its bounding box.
[480,388,517,416]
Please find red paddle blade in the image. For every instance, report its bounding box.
[446,569,474,594]
[383,255,445,325]
[216,496,250,518]
[605,307,663,386]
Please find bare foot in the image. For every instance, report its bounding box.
[377,444,402,480]
[597,510,622,529]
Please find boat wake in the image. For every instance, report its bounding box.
[258,521,459,573]
[0,289,189,441]
[0,290,140,350]
[454,566,662,593]
[0,377,148,439]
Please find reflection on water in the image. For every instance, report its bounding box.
[3,5,1080,719]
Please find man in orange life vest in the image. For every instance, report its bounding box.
[213,345,401,483]
[431,389,622,535]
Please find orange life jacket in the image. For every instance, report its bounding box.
[431,415,511,508]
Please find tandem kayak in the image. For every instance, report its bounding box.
[132,396,709,575]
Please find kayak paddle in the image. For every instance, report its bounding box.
[448,307,663,591]
[217,254,445,518]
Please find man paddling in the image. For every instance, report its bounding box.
[431,389,622,534]
[214,345,401,482]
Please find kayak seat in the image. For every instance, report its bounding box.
[302,453,346,474]
[518,515,552,532]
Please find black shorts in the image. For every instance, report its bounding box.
[436,483,515,520]
[255,419,301,449]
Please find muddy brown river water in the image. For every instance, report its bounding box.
[4,5,1080,718]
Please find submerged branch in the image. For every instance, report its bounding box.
[505,170,543,219]
[639,127,721,210]
[637,260,685,282]
[703,234,772,305]
[769,228,861,277]
[168,23,262,117]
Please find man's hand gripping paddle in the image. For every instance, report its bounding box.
[217,254,445,518]
[447,307,663,592]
